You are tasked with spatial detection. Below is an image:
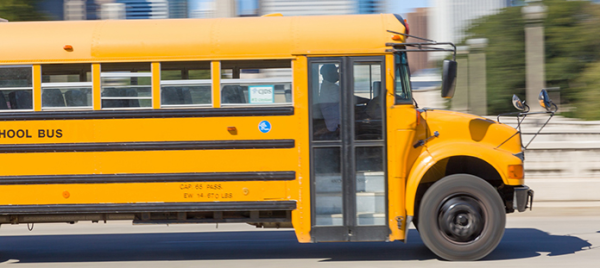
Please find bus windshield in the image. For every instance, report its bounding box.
[394,52,412,104]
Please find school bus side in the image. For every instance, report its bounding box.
[0,14,529,261]
[0,15,409,242]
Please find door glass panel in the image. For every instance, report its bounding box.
[353,62,383,140]
[314,147,343,226]
[311,63,341,141]
[355,147,385,226]
[310,57,388,236]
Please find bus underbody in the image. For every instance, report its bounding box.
[0,209,293,228]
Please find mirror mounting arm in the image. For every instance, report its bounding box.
[523,111,555,149]
[497,110,555,149]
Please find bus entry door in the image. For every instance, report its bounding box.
[308,57,389,242]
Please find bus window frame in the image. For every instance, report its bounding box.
[40,82,94,111]
[40,63,93,111]
[100,64,153,110]
[219,77,293,107]
[159,61,213,109]
[160,79,213,108]
[393,52,413,105]
[219,60,294,107]
[0,65,34,112]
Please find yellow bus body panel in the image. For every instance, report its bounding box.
[0,181,289,205]
[0,15,406,64]
[0,116,297,145]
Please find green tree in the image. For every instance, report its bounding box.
[572,61,600,120]
[465,6,526,115]
[0,0,49,21]
[463,0,600,115]
[544,0,600,108]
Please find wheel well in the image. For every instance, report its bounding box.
[413,156,511,225]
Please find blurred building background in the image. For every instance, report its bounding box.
[259,0,385,16]
[32,0,391,20]
[168,0,188,18]
[405,7,428,73]
[38,0,172,20]
[189,0,237,18]
[117,0,168,19]
[429,0,509,46]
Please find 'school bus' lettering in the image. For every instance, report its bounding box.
[0,13,532,261]
[0,129,62,138]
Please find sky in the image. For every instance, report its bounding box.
[189,0,430,17]
[391,0,429,16]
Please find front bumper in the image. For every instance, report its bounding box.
[513,186,534,212]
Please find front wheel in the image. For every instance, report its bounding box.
[417,174,505,261]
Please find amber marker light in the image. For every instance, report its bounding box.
[227,126,238,134]
[64,45,73,51]
[508,165,524,180]
[391,34,402,41]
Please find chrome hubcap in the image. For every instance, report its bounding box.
[438,195,484,243]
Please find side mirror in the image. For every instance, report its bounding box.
[441,60,457,99]
[538,89,557,112]
[512,94,529,112]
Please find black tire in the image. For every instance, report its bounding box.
[417,174,505,261]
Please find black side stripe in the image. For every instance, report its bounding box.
[0,201,297,215]
[0,107,294,121]
[0,139,295,153]
[0,171,296,185]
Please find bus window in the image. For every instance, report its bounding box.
[221,60,292,106]
[353,62,383,140]
[311,62,341,141]
[41,64,92,109]
[101,62,152,109]
[394,52,412,104]
[314,146,343,226]
[0,66,33,110]
[160,61,211,107]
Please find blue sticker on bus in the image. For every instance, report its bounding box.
[258,121,271,133]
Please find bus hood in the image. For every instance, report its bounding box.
[421,109,522,155]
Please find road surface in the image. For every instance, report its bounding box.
[0,208,597,267]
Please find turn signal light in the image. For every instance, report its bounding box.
[508,165,524,180]
[63,45,73,51]
[391,34,402,41]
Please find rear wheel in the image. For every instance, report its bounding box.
[417,174,505,261]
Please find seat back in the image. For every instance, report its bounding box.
[42,88,66,107]
[8,91,32,109]
[0,92,9,110]
[221,85,246,104]
[102,87,139,108]
[64,89,89,107]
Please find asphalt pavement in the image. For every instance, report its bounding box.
[0,208,597,267]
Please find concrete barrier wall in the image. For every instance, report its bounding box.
[502,116,600,204]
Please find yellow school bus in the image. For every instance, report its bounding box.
[0,14,533,261]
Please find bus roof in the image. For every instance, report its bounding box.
[0,14,407,65]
